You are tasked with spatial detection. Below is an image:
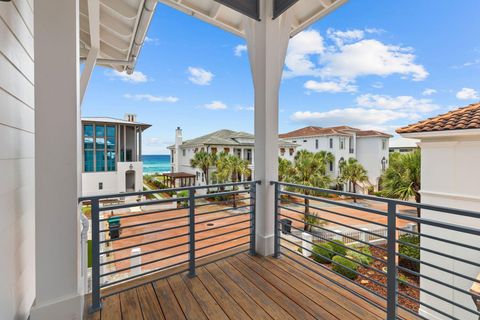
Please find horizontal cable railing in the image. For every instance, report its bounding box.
[271,181,480,320]
[80,180,259,313]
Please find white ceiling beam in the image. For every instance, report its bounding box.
[87,0,100,50]
[290,0,347,37]
[101,0,138,20]
[158,0,244,38]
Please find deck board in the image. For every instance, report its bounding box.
[86,251,420,320]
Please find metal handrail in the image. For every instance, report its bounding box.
[271,180,480,320]
[82,180,259,313]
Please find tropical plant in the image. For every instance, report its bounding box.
[278,157,293,181]
[190,151,217,185]
[380,150,421,204]
[213,153,251,207]
[286,150,333,230]
[338,158,369,203]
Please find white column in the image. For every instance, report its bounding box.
[32,0,83,319]
[244,0,292,256]
[139,129,142,162]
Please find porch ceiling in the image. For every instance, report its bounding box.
[159,0,348,38]
[79,0,157,73]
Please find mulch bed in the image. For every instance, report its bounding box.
[353,245,420,312]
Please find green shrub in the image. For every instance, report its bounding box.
[332,255,359,279]
[330,239,347,256]
[398,234,420,272]
[176,190,190,207]
[312,243,334,264]
[346,246,373,265]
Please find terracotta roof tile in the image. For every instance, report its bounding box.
[397,102,480,134]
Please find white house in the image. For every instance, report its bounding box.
[81,115,151,196]
[279,126,392,191]
[389,137,420,153]
[168,127,298,185]
[398,102,480,320]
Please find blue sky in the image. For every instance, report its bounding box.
[82,0,480,154]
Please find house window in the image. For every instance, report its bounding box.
[98,182,103,190]
[303,139,307,143]
[382,139,387,150]
[84,124,94,172]
[329,161,333,172]
[339,138,345,150]
[211,147,217,154]
[329,138,333,149]
[339,158,345,173]
[280,148,285,156]
[182,149,186,157]
[224,147,230,153]
[349,136,354,153]
[381,157,387,172]
[194,148,198,153]
[292,140,297,143]
[171,150,174,163]
[289,148,294,156]
[315,139,319,149]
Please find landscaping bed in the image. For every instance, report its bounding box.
[308,237,420,313]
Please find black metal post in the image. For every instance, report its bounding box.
[273,182,280,258]
[386,201,397,319]
[188,187,196,277]
[89,199,102,313]
[249,183,256,255]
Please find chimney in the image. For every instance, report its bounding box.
[125,113,137,122]
[174,127,182,172]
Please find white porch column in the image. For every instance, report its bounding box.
[245,0,291,256]
[32,0,83,319]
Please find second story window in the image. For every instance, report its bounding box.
[289,148,294,156]
[83,124,116,172]
[315,139,319,149]
[349,136,354,153]
[329,138,333,149]
[211,147,217,154]
[280,148,285,156]
[182,149,186,157]
[382,139,387,150]
[329,161,333,172]
[340,138,345,150]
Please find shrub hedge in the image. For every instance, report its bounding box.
[329,239,347,256]
[332,255,359,279]
[312,243,334,264]
[346,246,373,265]
[398,234,420,272]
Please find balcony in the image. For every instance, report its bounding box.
[81,181,480,320]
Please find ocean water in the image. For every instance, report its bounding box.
[143,154,171,174]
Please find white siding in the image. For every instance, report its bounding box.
[0,1,35,320]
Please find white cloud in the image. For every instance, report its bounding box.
[327,28,365,47]
[456,87,479,100]
[144,36,159,45]
[304,80,357,93]
[283,28,428,92]
[107,70,149,83]
[284,30,325,78]
[320,39,428,82]
[372,82,383,89]
[124,94,179,103]
[356,94,439,113]
[146,137,173,146]
[202,101,227,110]
[235,105,254,111]
[234,44,247,57]
[422,88,437,96]
[187,67,214,86]
[291,108,413,127]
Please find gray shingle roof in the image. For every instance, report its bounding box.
[168,129,297,149]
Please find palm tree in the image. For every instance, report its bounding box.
[190,151,217,185]
[278,157,293,181]
[287,150,333,231]
[338,158,369,203]
[214,153,251,207]
[380,150,421,203]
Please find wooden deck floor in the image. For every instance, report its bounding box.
[86,250,417,320]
